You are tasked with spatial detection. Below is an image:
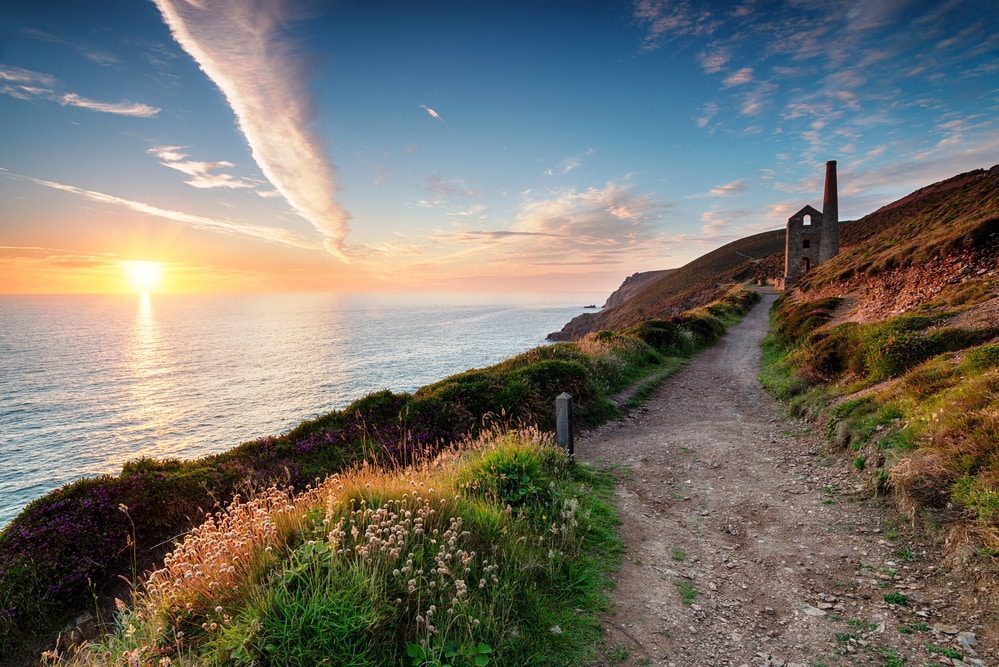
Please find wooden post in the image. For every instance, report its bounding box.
[556,392,574,455]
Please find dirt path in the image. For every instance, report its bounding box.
[579,290,993,667]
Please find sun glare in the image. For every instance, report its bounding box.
[122,260,164,293]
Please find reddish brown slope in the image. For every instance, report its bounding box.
[550,165,998,340]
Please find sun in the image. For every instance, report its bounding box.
[122,260,164,293]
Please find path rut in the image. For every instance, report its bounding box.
[579,290,993,666]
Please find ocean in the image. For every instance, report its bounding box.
[0,292,589,526]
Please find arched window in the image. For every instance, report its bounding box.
[803,214,812,226]
[802,257,811,273]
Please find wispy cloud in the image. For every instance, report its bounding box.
[152,0,351,259]
[58,93,159,117]
[709,180,747,196]
[0,65,159,117]
[544,148,595,176]
[433,183,673,269]
[30,175,318,250]
[697,47,730,73]
[21,28,119,66]
[693,101,719,129]
[149,145,258,190]
[633,0,718,51]
[420,104,444,121]
[723,67,753,87]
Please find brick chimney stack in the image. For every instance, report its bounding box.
[819,160,840,261]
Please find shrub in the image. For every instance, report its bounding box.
[1,287,761,658]
[773,297,842,345]
[64,430,623,666]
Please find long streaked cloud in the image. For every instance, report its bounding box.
[30,175,318,250]
[152,0,352,259]
[21,28,119,67]
[59,93,159,117]
[0,65,159,117]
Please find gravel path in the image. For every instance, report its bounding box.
[579,290,994,667]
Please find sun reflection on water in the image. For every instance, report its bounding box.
[125,293,173,461]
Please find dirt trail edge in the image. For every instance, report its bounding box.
[579,290,993,667]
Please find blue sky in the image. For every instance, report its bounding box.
[0,0,996,294]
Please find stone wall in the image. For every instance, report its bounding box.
[782,204,824,286]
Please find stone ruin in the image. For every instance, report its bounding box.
[776,160,840,290]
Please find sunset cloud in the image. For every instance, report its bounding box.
[709,180,747,196]
[697,47,729,73]
[723,67,753,87]
[432,183,673,270]
[58,93,160,117]
[32,176,318,250]
[152,0,352,259]
[149,145,257,190]
[0,65,158,117]
[634,0,718,51]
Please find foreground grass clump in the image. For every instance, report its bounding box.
[0,285,760,659]
[762,292,999,549]
[57,429,621,666]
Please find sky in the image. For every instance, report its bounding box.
[0,0,996,295]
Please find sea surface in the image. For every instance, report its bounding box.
[0,292,590,526]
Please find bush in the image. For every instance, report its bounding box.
[0,287,762,658]
[67,430,623,666]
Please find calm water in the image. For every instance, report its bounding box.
[0,293,589,526]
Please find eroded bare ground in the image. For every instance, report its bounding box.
[579,291,995,667]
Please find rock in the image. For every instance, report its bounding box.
[801,604,827,617]
[957,631,977,649]
[933,624,959,635]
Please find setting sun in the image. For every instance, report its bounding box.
[122,260,164,293]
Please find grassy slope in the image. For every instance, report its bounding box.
[760,166,999,552]
[551,230,784,339]
[61,430,623,666]
[0,288,761,661]
[553,164,998,341]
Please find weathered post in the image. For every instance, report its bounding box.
[555,392,574,455]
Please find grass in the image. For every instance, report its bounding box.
[49,429,622,666]
[0,287,762,658]
[882,592,910,607]
[761,290,999,551]
[670,548,687,562]
[674,580,697,606]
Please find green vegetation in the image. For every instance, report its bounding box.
[1,288,761,659]
[881,592,912,611]
[60,430,622,666]
[674,580,697,606]
[927,644,962,660]
[761,288,999,551]
[670,548,687,562]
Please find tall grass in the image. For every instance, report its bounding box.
[51,429,621,666]
[761,293,999,550]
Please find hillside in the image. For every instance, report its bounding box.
[762,164,999,553]
[601,269,673,309]
[548,230,785,339]
[550,165,999,341]
[0,285,758,663]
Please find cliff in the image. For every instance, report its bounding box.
[548,229,785,340]
[602,270,674,309]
